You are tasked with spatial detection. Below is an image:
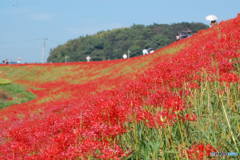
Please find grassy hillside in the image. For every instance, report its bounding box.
[0,42,185,110]
[0,15,239,160]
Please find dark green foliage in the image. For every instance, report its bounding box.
[47,22,208,62]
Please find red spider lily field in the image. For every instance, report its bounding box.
[0,15,240,160]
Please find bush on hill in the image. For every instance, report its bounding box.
[47,22,208,62]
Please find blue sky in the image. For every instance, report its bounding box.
[0,0,239,62]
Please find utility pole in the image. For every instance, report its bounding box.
[42,38,48,63]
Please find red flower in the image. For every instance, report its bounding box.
[185,144,217,160]
[220,73,239,83]
[185,113,197,121]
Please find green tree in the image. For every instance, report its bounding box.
[47,22,208,62]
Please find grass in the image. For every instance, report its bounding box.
[0,78,11,85]
[118,122,182,160]
[0,28,238,159]
[116,73,240,160]
[0,43,187,107]
[0,83,36,109]
[0,42,185,85]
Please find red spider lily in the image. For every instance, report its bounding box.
[0,14,239,159]
[220,73,239,83]
[185,113,197,121]
[185,143,217,160]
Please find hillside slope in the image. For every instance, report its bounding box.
[48,22,208,62]
[0,15,239,159]
[0,41,185,111]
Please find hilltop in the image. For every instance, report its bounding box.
[0,15,239,159]
[47,22,208,62]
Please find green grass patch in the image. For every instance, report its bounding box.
[0,65,79,83]
[0,78,11,85]
[118,122,182,160]
[184,80,240,152]
[0,83,36,109]
[117,73,240,159]
[162,44,185,55]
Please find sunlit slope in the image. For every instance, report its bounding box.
[0,15,239,160]
[0,40,185,108]
[0,44,185,85]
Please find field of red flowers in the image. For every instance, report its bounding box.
[0,15,240,160]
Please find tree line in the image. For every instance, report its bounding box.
[47,22,208,62]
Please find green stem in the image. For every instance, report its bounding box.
[220,95,239,152]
